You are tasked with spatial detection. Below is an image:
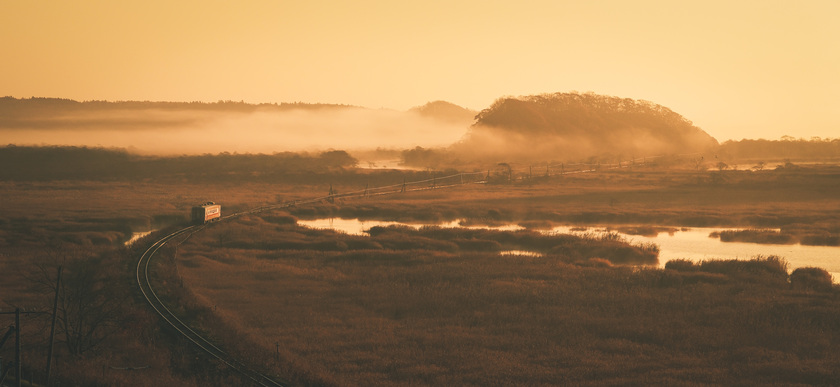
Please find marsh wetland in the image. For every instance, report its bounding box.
[3,146,840,386]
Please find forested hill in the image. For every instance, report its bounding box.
[409,101,477,124]
[457,92,718,161]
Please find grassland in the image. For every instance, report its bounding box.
[171,213,840,386]
[2,161,840,385]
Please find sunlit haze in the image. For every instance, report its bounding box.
[2,0,838,142]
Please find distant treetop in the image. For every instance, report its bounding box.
[457,92,719,162]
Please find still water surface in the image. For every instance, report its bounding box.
[299,218,840,280]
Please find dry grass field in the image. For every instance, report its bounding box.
[171,213,840,386]
[2,162,840,385]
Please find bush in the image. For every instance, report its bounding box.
[713,229,796,244]
[799,233,840,246]
[664,258,697,272]
[697,255,789,284]
[790,267,833,292]
[453,238,502,252]
[263,213,298,225]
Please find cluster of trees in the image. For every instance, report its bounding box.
[718,137,840,160]
[455,92,718,163]
[408,100,477,124]
[0,145,358,181]
[474,92,713,141]
[0,96,355,118]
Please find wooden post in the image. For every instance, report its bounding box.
[46,266,62,385]
[15,308,20,387]
[0,356,8,386]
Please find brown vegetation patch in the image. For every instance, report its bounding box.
[710,229,797,245]
[3,153,840,385]
[173,216,840,386]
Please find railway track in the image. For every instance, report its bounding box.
[136,226,285,387]
[134,157,671,384]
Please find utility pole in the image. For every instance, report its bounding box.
[46,266,62,385]
[15,308,20,387]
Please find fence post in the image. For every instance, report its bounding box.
[46,266,62,385]
[15,308,20,387]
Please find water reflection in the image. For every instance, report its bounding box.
[124,230,154,246]
[297,218,840,280]
[500,250,543,257]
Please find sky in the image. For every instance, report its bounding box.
[2,0,838,142]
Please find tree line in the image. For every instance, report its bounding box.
[718,137,840,160]
[0,96,358,126]
[0,145,358,181]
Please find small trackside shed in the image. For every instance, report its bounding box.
[191,202,221,225]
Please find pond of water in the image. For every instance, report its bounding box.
[298,218,840,280]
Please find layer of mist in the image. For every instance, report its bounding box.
[0,98,473,155]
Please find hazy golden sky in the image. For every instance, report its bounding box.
[2,0,838,141]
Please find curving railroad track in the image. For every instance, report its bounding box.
[136,226,285,387]
[134,159,667,385]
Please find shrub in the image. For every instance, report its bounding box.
[581,257,613,267]
[799,233,840,246]
[696,255,789,284]
[790,267,833,292]
[263,213,298,225]
[664,258,697,272]
[713,229,796,244]
[453,238,502,252]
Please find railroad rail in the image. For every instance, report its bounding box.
[134,154,680,384]
[136,227,285,387]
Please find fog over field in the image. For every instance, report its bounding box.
[3,2,840,386]
[1,105,471,155]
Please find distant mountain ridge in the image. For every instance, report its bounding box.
[456,92,718,161]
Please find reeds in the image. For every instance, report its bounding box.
[172,216,840,386]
